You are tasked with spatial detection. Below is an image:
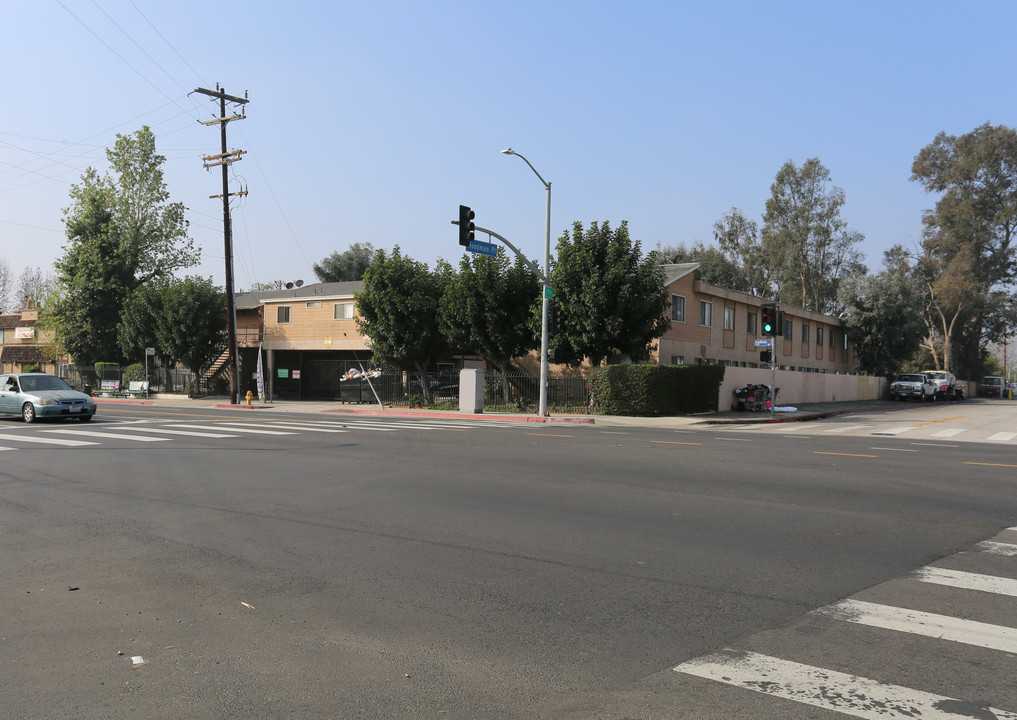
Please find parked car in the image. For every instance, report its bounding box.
[923,370,964,400]
[889,373,939,402]
[0,372,97,423]
[978,375,1005,397]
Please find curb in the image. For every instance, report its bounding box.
[321,407,595,424]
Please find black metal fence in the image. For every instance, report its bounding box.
[484,371,592,414]
[59,364,195,395]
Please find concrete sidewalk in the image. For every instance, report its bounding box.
[93,394,926,429]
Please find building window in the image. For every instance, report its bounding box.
[747,311,757,334]
[843,332,849,350]
[334,302,354,320]
[671,294,685,323]
[306,300,322,309]
[723,306,735,331]
[783,317,792,339]
[830,328,836,347]
[670,355,685,365]
[802,324,810,344]
[816,327,824,347]
[277,306,291,324]
[699,300,712,327]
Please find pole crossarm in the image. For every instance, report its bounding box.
[477,225,547,284]
[193,86,249,105]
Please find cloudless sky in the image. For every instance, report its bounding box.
[2,1,1014,292]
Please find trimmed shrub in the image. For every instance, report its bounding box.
[590,364,725,416]
[123,363,146,383]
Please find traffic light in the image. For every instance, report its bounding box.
[458,205,475,247]
[549,300,563,337]
[760,303,777,336]
[760,350,772,363]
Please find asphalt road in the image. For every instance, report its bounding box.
[1,402,1015,719]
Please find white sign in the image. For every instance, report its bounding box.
[14,327,34,339]
[754,338,772,347]
[145,347,156,356]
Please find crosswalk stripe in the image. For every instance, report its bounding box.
[987,432,1017,442]
[43,429,170,442]
[167,424,297,436]
[931,428,964,438]
[978,540,1017,556]
[823,424,870,433]
[871,426,912,436]
[816,599,1017,653]
[256,423,349,433]
[313,421,399,432]
[111,426,241,438]
[913,566,1017,597]
[0,433,97,447]
[675,649,1017,720]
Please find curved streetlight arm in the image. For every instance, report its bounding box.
[502,148,550,189]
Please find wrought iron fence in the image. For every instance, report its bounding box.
[484,371,592,414]
[60,365,196,395]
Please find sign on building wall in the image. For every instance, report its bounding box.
[14,327,35,339]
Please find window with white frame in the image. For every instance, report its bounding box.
[723,306,735,331]
[699,300,712,326]
[671,294,685,323]
[334,302,354,320]
[306,300,322,309]
[277,306,291,324]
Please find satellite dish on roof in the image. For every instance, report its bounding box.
[295,279,304,287]
[285,282,293,289]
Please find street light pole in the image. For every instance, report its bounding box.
[502,148,551,417]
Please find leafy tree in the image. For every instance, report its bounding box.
[655,240,752,292]
[838,248,924,377]
[54,126,197,365]
[762,158,866,313]
[246,280,285,292]
[712,207,772,297]
[120,276,227,378]
[911,123,1017,376]
[313,242,378,282]
[355,248,450,401]
[550,221,671,366]
[439,250,540,395]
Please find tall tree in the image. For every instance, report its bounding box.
[14,265,56,309]
[761,158,866,313]
[53,126,197,364]
[0,257,14,313]
[838,248,925,377]
[354,248,450,401]
[313,242,378,282]
[712,207,772,297]
[550,221,670,366]
[655,240,752,292]
[911,123,1017,376]
[438,250,540,384]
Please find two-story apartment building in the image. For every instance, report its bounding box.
[657,263,855,373]
[233,281,369,400]
[0,299,64,375]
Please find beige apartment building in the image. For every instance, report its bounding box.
[657,263,855,373]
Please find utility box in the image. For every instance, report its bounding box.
[459,368,485,413]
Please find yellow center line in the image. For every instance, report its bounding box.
[814,451,878,458]
[912,415,966,428]
[652,440,702,446]
[965,462,1017,468]
[527,433,573,438]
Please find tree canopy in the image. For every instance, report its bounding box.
[313,243,378,282]
[551,221,670,366]
[54,126,197,365]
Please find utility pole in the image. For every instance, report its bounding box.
[193,84,249,404]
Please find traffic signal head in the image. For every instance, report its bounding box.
[458,205,475,247]
[760,303,777,336]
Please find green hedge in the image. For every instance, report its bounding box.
[590,364,726,416]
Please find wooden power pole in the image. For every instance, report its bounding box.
[194,84,249,404]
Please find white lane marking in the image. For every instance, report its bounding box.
[0,433,97,447]
[43,429,170,442]
[167,424,296,436]
[823,424,871,434]
[111,426,240,438]
[313,422,399,432]
[871,426,912,436]
[987,432,1017,442]
[256,423,350,434]
[869,447,917,452]
[913,566,1017,597]
[675,649,1017,720]
[977,540,1017,557]
[816,599,1017,654]
[931,428,964,438]
[0,446,12,451]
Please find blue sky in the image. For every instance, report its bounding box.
[1,1,1014,292]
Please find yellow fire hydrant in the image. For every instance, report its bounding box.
[245,390,254,406]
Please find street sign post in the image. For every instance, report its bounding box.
[754,338,772,347]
